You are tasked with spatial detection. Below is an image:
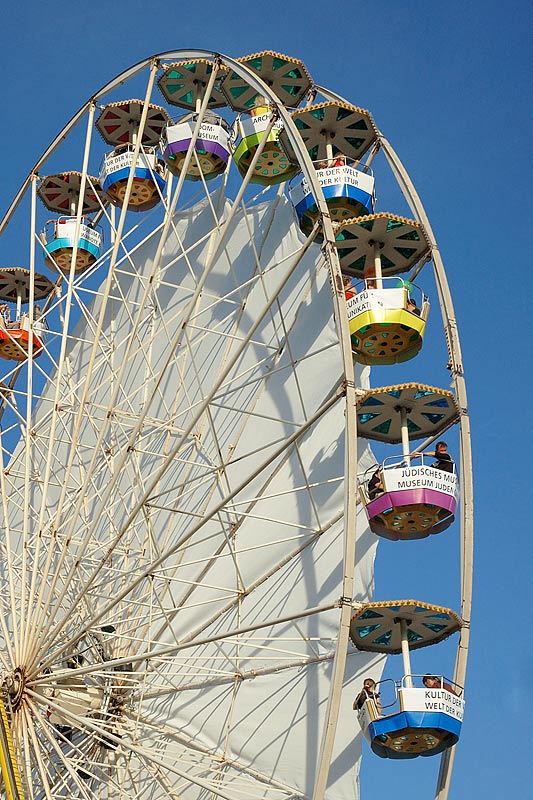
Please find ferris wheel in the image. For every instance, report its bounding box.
[0,50,472,800]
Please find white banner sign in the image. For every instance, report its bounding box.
[291,166,375,205]
[102,150,156,175]
[57,221,101,247]
[347,288,405,319]
[401,688,464,722]
[80,225,101,247]
[384,465,457,498]
[166,121,229,146]
[241,113,284,137]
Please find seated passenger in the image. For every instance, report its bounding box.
[330,154,345,167]
[413,441,454,473]
[423,674,457,695]
[406,297,421,316]
[353,677,382,714]
[250,95,270,117]
[429,441,454,473]
[367,469,384,500]
[344,275,356,299]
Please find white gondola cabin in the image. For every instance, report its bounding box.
[356,384,461,539]
[290,161,375,238]
[96,100,170,212]
[0,268,53,361]
[357,675,464,759]
[0,314,47,361]
[233,109,298,185]
[351,601,464,759]
[161,112,232,181]
[363,456,458,539]
[99,145,166,212]
[43,216,102,273]
[345,277,429,364]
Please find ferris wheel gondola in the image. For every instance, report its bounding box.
[0,48,472,800]
[351,601,465,759]
[286,102,378,237]
[357,383,460,540]
[37,173,105,274]
[0,268,53,360]
[335,214,432,363]
[159,60,233,181]
[223,52,309,185]
[96,100,170,211]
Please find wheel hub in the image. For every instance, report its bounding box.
[4,666,26,709]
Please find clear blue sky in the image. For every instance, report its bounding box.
[1,1,531,797]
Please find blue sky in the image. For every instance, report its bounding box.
[1,1,532,797]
